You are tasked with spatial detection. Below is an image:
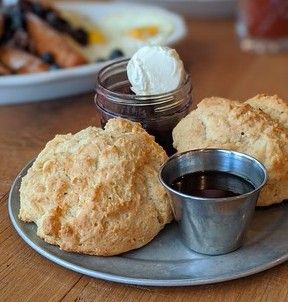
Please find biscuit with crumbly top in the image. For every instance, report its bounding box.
[19,118,172,256]
[173,96,288,206]
[246,94,288,129]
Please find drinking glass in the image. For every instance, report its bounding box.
[237,0,288,53]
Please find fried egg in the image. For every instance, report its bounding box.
[61,9,174,62]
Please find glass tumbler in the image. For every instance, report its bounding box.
[95,59,192,155]
[236,0,288,53]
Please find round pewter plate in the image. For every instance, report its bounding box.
[8,160,288,286]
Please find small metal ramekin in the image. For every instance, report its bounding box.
[159,149,267,255]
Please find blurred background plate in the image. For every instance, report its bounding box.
[0,2,186,105]
[116,0,237,18]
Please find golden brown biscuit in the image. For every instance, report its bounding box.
[246,94,288,129]
[173,97,288,206]
[26,13,87,68]
[19,118,172,256]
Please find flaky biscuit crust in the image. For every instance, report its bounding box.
[173,96,288,206]
[19,118,172,256]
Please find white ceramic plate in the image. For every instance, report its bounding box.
[0,2,186,105]
[116,0,237,18]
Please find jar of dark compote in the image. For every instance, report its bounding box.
[95,58,192,155]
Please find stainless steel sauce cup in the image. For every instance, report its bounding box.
[159,149,267,255]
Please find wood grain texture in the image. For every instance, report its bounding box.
[1,14,288,302]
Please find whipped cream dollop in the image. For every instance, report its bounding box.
[127,46,185,95]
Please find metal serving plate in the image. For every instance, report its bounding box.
[8,160,288,286]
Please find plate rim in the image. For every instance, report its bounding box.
[8,159,288,286]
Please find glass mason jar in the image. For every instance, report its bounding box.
[236,0,288,53]
[95,59,192,155]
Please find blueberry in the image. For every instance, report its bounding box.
[49,63,61,70]
[71,28,88,45]
[9,7,25,30]
[31,2,47,18]
[46,12,71,33]
[109,49,124,60]
[1,15,14,43]
[45,11,59,27]
[57,18,71,32]
[41,52,55,64]
[20,0,31,11]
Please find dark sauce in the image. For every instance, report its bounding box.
[170,171,255,198]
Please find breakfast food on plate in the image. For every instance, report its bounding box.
[127,45,185,95]
[0,0,178,75]
[173,96,288,206]
[19,118,173,256]
[0,0,88,74]
[246,94,288,129]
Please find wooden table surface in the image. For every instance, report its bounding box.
[1,16,288,302]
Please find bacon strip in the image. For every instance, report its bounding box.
[26,13,87,68]
[0,47,49,74]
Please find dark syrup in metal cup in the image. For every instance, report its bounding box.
[159,149,267,255]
